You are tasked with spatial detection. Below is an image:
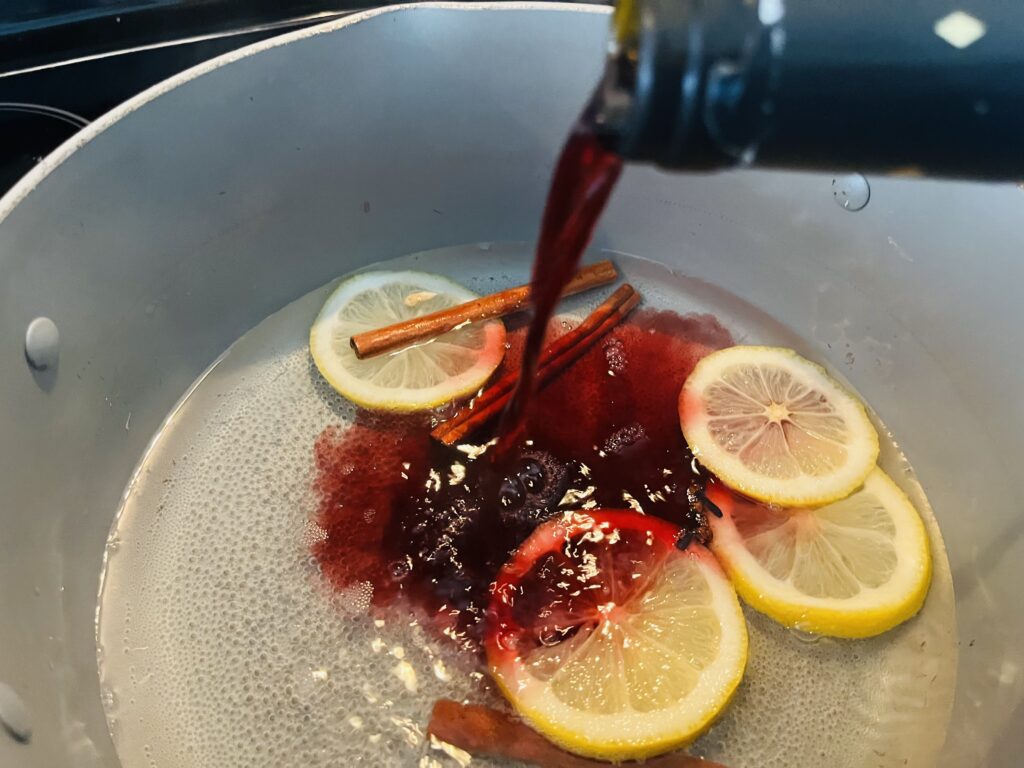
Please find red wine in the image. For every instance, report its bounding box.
[311,121,730,650]
[496,129,622,454]
[313,311,732,648]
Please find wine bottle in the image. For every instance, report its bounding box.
[588,0,1024,179]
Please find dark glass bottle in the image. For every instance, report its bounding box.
[588,0,1024,179]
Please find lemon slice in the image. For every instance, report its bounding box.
[309,271,506,412]
[680,345,879,506]
[706,468,932,638]
[485,510,747,761]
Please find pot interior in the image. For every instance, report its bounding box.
[0,5,1021,767]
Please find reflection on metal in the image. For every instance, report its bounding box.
[0,102,89,128]
[0,10,354,80]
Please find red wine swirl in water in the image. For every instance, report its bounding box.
[312,123,732,649]
[313,311,733,647]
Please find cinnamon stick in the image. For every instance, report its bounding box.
[427,699,726,768]
[431,284,640,446]
[350,259,618,359]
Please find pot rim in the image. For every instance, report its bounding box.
[0,1,611,230]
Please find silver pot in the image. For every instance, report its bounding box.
[1,3,1021,766]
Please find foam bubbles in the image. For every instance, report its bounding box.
[96,245,956,768]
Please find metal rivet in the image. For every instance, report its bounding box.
[832,173,871,212]
[0,682,31,744]
[24,317,59,371]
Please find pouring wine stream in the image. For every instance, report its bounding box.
[495,126,623,456]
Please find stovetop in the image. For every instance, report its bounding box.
[0,1,373,196]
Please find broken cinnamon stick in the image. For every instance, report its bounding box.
[427,699,727,768]
[431,283,640,446]
[350,259,618,359]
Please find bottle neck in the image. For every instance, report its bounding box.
[590,0,1024,180]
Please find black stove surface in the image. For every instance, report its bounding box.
[0,1,373,195]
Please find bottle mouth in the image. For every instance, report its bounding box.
[581,0,643,156]
[587,0,782,170]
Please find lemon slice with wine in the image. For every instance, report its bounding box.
[485,510,748,761]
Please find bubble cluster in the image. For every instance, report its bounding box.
[96,271,501,768]
[96,246,956,768]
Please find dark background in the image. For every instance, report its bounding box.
[0,1,398,193]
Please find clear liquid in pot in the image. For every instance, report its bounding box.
[96,246,957,768]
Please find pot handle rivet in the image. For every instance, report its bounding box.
[24,317,59,371]
[0,682,31,744]
[832,173,871,212]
